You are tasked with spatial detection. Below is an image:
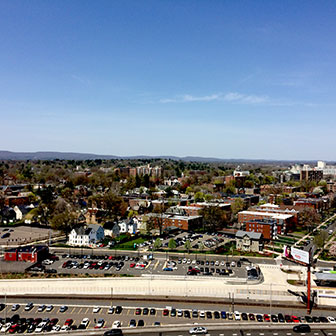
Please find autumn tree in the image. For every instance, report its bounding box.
[200,206,228,232]
[299,207,321,232]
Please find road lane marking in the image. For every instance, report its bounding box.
[274,333,278,335]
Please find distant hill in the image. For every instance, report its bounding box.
[0,150,329,164]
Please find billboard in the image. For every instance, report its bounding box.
[283,245,311,265]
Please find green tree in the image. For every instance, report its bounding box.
[153,238,162,250]
[314,230,329,252]
[50,210,77,238]
[184,239,191,253]
[194,192,204,202]
[198,241,204,253]
[168,238,177,249]
[231,198,244,221]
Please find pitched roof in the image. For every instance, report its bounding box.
[235,230,262,240]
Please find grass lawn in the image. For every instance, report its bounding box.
[112,237,146,250]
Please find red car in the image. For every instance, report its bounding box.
[163,309,169,316]
[108,256,114,260]
[130,263,135,268]
[8,325,19,334]
[292,315,300,323]
[263,314,270,322]
[64,319,73,326]
[135,308,141,315]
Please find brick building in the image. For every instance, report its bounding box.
[238,210,294,236]
[4,245,49,263]
[244,218,277,240]
[147,213,203,231]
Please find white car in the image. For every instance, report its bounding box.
[38,304,46,312]
[79,318,90,328]
[199,310,205,318]
[112,321,121,328]
[51,325,60,332]
[25,302,34,311]
[35,322,47,333]
[231,261,236,267]
[234,311,241,320]
[177,309,183,317]
[46,305,54,312]
[108,306,115,314]
[93,306,101,313]
[60,325,70,332]
[1,322,11,332]
[327,316,336,323]
[95,318,105,328]
[189,326,208,334]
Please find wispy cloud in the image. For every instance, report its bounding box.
[71,74,92,86]
[159,92,270,105]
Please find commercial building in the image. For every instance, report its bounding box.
[4,245,49,263]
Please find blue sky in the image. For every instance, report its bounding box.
[1,1,336,160]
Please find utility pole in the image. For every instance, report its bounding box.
[307,264,311,314]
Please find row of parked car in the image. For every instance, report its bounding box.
[62,259,125,271]
[0,314,107,333]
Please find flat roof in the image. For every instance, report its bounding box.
[239,210,293,220]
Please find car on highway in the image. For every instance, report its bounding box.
[293,324,311,333]
[104,330,123,336]
[189,326,208,334]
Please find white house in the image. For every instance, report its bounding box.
[68,224,105,246]
[118,218,139,234]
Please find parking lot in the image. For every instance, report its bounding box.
[41,253,255,280]
[146,232,231,252]
[0,226,56,246]
[0,299,335,333]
